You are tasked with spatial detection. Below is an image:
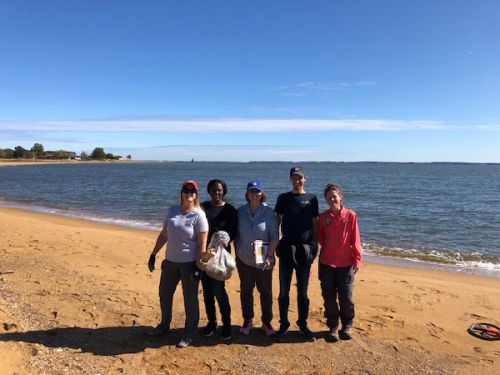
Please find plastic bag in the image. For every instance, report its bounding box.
[198,230,236,281]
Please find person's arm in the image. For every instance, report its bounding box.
[196,211,209,263]
[227,205,239,246]
[265,209,280,267]
[317,216,324,248]
[148,225,168,272]
[274,194,283,239]
[196,231,208,263]
[311,216,318,244]
[311,195,319,244]
[276,213,283,239]
[350,213,362,273]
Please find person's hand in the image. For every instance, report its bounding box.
[353,266,359,274]
[263,255,274,270]
[148,253,156,272]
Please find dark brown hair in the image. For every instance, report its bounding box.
[323,183,343,198]
[245,191,267,203]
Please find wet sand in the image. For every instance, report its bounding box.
[1,206,499,374]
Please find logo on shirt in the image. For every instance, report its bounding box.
[325,217,331,226]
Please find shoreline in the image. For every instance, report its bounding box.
[2,159,499,166]
[0,159,142,166]
[1,205,499,374]
[1,202,498,278]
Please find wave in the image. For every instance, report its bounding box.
[1,198,499,278]
[363,243,500,277]
[0,198,162,232]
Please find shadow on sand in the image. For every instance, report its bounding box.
[0,325,315,355]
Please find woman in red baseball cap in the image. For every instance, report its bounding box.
[146,179,209,348]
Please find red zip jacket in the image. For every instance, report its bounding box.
[317,207,362,270]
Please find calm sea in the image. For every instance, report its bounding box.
[1,162,499,276]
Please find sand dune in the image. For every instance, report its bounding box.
[1,206,499,374]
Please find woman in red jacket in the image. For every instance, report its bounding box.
[317,183,362,342]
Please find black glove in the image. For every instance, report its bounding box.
[148,253,156,272]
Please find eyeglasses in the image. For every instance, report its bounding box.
[181,188,197,194]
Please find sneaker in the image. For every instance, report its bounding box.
[220,325,232,340]
[274,323,290,341]
[298,326,316,342]
[261,323,276,337]
[327,327,340,342]
[339,327,353,340]
[146,324,169,337]
[239,319,253,335]
[203,321,217,337]
[176,336,193,348]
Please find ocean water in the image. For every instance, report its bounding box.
[1,162,499,276]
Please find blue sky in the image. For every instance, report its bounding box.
[1,0,499,162]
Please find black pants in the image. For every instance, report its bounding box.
[278,256,311,328]
[201,271,231,326]
[236,257,273,325]
[159,260,200,338]
[318,263,355,329]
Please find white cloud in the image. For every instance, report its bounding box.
[108,145,340,162]
[0,118,452,133]
[273,80,378,97]
[1,118,498,134]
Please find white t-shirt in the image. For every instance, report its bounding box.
[163,206,209,262]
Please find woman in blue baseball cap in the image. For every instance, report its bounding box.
[235,181,279,337]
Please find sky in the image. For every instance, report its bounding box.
[1,0,499,162]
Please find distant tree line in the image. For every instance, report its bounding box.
[0,143,130,160]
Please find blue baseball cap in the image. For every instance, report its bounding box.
[247,181,264,192]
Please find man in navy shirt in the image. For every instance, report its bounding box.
[274,167,319,341]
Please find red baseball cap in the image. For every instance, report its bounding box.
[181,179,199,191]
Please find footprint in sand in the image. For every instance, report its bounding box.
[393,319,405,328]
[362,316,387,330]
[372,305,396,313]
[82,308,95,320]
[465,312,488,320]
[426,322,444,338]
[2,322,18,331]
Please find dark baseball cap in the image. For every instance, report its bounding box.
[289,166,305,178]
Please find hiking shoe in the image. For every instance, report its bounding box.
[239,319,253,335]
[298,326,316,342]
[176,336,193,348]
[328,327,340,342]
[261,323,276,337]
[339,327,353,340]
[203,321,217,337]
[274,323,290,341]
[146,324,169,337]
[220,325,232,340]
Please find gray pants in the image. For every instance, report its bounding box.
[236,257,273,325]
[159,260,200,338]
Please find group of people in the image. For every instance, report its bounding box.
[146,167,362,348]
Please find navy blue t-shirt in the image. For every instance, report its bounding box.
[274,192,319,245]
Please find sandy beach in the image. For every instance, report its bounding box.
[0,206,499,374]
